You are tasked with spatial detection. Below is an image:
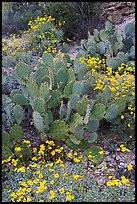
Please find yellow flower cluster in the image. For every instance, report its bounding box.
[106,175,130,187]
[117,144,131,152]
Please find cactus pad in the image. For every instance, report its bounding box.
[48,90,62,109]
[14,62,30,84]
[63,81,74,98]
[32,98,46,115]
[91,103,106,121]
[69,134,81,145]
[69,113,83,132]
[42,52,53,68]
[86,119,99,132]
[66,68,76,83]
[72,124,84,140]
[76,97,89,116]
[12,93,29,106]
[105,104,119,121]
[9,124,24,142]
[2,131,12,148]
[88,132,98,144]
[39,82,50,101]
[49,120,69,141]
[69,94,80,111]
[33,111,45,132]
[13,105,24,125]
[72,81,83,96]
[34,67,49,84]
[26,79,39,99]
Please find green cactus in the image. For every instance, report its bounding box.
[100,85,111,105]
[76,97,89,116]
[2,131,12,148]
[91,103,106,120]
[21,85,29,100]
[48,90,62,109]
[72,124,84,140]
[33,111,45,132]
[88,132,98,144]
[69,134,81,145]
[93,29,100,42]
[99,30,109,41]
[72,81,83,96]
[10,89,21,100]
[47,110,53,124]
[9,124,24,142]
[84,104,93,125]
[32,97,46,115]
[105,20,113,32]
[69,113,83,132]
[77,66,87,81]
[98,41,110,55]
[42,52,53,68]
[106,57,123,70]
[66,68,76,83]
[63,81,74,99]
[12,93,29,106]
[13,105,24,125]
[56,68,67,90]
[69,94,80,111]
[113,98,126,113]
[26,79,39,99]
[55,61,67,73]
[33,67,49,84]
[49,120,69,141]
[43,112,50,132]
[65,138,80,151]
[2,146,14,160]
[59,101,66,119]
[39,82,50,101]
[13,62,30,84]
[105,104,119,121]
[124,23,135,38]
[5,103,15,124]
[66,101,71,121]
[86,119,99,132]
[73,59,81,74]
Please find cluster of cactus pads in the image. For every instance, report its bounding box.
[2,52,127,158]
[80,19,135,70]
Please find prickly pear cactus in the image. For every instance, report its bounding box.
[13,105,24,125]
[76,97,89,116]
[42,52,53,68]
[84,104,92,125]
[13,62,30,85]
[49,120,69,141]
[39,82,50,101]
[66,68,76,83]
[9,124,24,142]
[90,103,106,121]
[72,81,83,96]
[63,81,74,99]
[26,79,39,99]
[31,97,46,115]
[2,131,12,148]
[69,134,81,145]
[33,111,45,132]
[48,90,62,109]
[12,93,29,106]
[69,94,80,111]
[105,104,119,121]
[113,98,126,113]
[86,119,99,132]
[69,113,83,132]
[33,66,49,84]
[72,124,84,140]
[56,68,67,90]
[88,132,98,144]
